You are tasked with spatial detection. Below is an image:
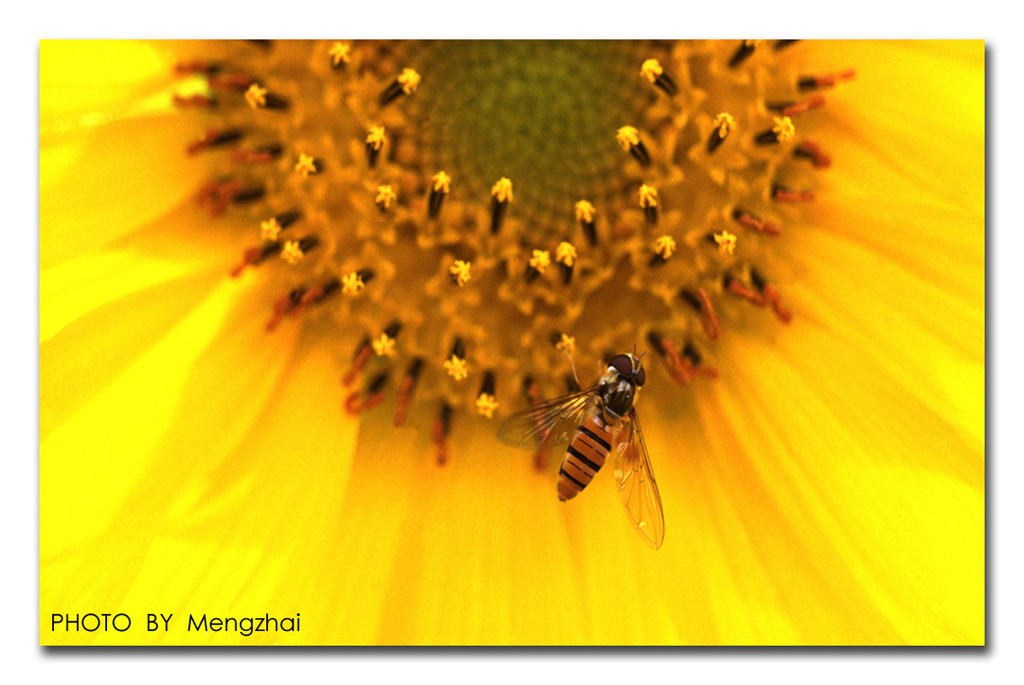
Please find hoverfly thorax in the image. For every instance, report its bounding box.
[601,353,645,419]
[602,377,635,419]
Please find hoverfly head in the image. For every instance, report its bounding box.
[632,351,647,387]
[609,351,647,387]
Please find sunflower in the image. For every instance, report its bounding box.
[40,39,983,645]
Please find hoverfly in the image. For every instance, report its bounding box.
[498,352,664,549]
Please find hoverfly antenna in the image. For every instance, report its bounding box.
[632,347,647,373]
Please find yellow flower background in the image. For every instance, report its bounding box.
[39,39,984,645]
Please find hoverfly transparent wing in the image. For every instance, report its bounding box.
[497,385,600,449]
[613,409,665,549]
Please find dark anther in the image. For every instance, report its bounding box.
[393,358,425,428]
[356,269,376,285]
[367,372,389,396]
[646,331,667,355]
[682,342,702,367]
[406,358,425,381]
[429,188,445,218]
[297,235,320,253]
[255,143,284,160]
[580,219,597,246]
[774,40,800,51]
[276,210,302,229]
[728,41,757,68]
[246,40,273,49]
[653,71,678,96]
[255,241,283,264]
[793,145,817,162]
[644,206,658,225]
[561,262,573,285]
[479,371,496,397]
[750,268,767,291]
[380,80,405,107]
[366,143,382,169]
[206,128,243,147]
[521,375,538,401]
[491,198,509,235]
[629,140,652,166]
[384,321,403,339]
[450,338,466,360]
[649,251,668,267]
[262,93,289,110]
[436,402,453,439]
[755,128,782,145]
[187,128,243,155]
[680,289,703,312]
[706,128,726,153]
[353,337,371,358]
[321,278,341,298]
[232,185,265,204]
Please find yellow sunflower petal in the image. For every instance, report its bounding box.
[629,401,806,644]
[302,421,443,644]
[801,40,983,212]
[40,268,224,439]
[709,334,983,644]
[789,232,983,448]
[108,345,359,645]
[370,421,592,644]
[41,250,216,344]
[42,192,257,344]
[41,283,301,632]
[40,113,201,269]
[40,40,172,125]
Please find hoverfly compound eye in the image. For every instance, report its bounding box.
[609,354,634,377]
[635,365,646,387]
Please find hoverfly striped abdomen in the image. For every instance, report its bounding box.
[558,414,614,501]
